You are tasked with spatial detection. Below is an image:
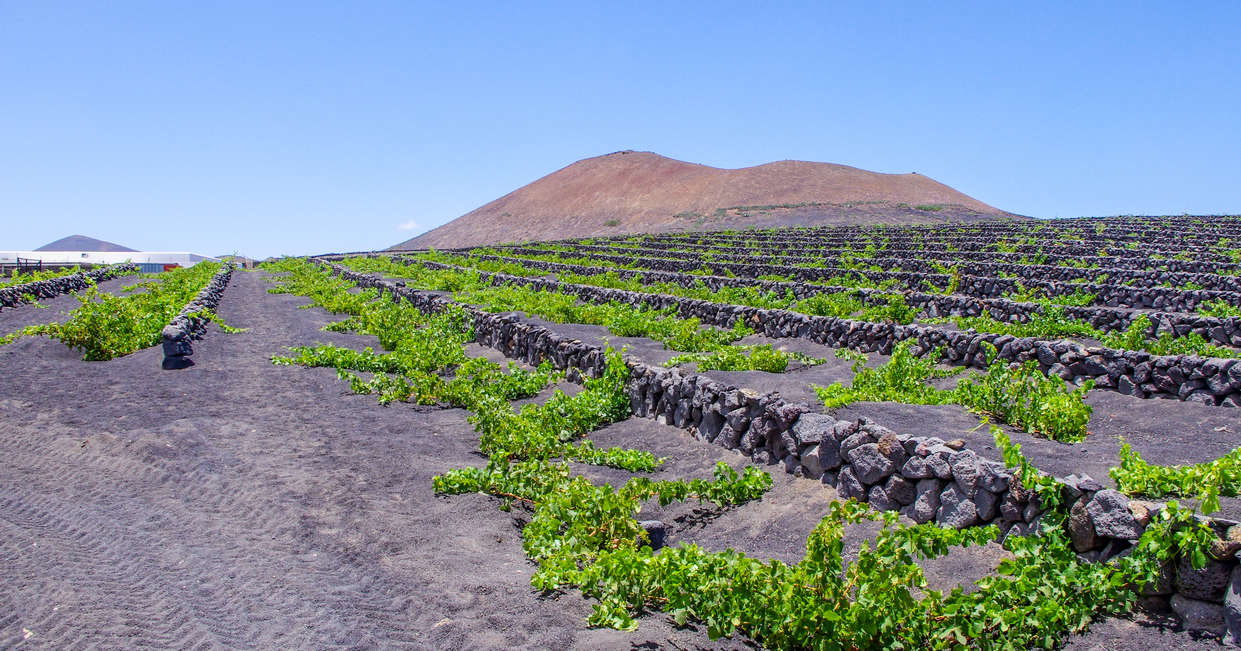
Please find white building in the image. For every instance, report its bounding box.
[0,251,218,274]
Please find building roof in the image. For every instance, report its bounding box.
[0,251,216,265]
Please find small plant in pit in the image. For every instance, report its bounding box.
[922,262,961,295]
[796,290,920,324]
[797,290,863,318]
[1198,299,1241,318]
[993,238,1018,254]
[1099,315,1240,358]
[20,293,47,309]
[1110,441,1241,514]
[666,344,824,373]
[188,308,248,334]
[814,340,958,408]
[954,344,1094,443]
[947,304,1103,340]
[833,347,868,362]
[814,340,1093,442]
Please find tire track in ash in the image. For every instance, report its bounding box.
[0,409,405,648]
[0,487,216,649]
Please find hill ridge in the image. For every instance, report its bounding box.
[392,151,1014,250]
[35,234,138,252]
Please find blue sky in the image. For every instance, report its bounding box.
[2,2,1239,258]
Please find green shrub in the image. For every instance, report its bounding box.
[1198,299,1241,318]
[1110,441,1241,513]
[814,341,1093,442]
[1101,315,1240,358]
[954,345,1093,442]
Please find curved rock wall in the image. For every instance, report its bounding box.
[445,253,1241,347]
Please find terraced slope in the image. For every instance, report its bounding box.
[320,240,1240,646]
[5,215,1240,648]
[392,150,1015,249]
[359,215,1241,641]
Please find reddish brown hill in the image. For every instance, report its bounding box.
[392,151,1016,250]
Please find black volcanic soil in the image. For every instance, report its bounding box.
[0,271,1219,648]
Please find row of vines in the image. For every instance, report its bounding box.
[415,249,1241,358]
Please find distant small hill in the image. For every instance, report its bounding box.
[392,151,1019,250]
[217,254,258,269]
[35,235,137,252]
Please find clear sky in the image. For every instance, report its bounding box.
[3,2,1239,258]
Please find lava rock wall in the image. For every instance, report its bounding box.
[449,253,1241,347]
[161,264,235,369]
[409,260,1241,407]
[0,264,139,310]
